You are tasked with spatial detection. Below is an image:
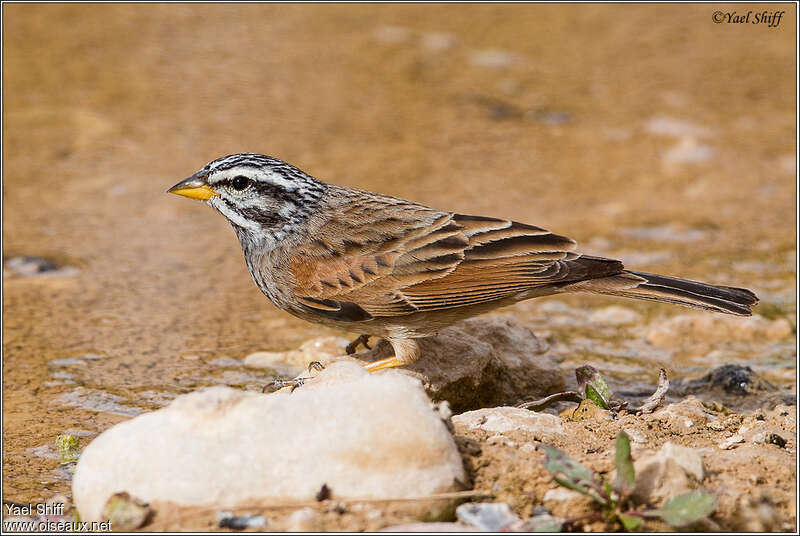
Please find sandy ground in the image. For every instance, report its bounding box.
[2,2,796,530]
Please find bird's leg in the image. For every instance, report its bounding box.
[345,334,372,355]
[363,338,420,373]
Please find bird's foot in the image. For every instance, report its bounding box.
[363,355,404,373]
[307,360,325,373]
[346,334,372,355]
[262,376,309,393]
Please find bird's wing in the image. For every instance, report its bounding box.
[289,201,623,319]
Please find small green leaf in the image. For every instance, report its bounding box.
[575,365,612,409]
[618,513,642,531]
[585,384,610,409]
[657,490,717,526]
[614,431,636,494]
[55,433,80,463]
[540,444,601,499]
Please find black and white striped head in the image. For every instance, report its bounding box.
[169,153,327,249]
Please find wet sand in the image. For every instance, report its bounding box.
[2,3,795,510]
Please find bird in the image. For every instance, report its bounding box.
[168,153,758,380]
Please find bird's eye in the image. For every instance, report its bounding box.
[231,175,251,191]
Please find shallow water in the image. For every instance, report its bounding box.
[2,4,796,504]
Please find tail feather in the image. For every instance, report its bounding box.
[579,270,758,316]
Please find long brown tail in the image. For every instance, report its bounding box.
[578,270,759,316]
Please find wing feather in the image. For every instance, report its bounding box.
[289,203,623,319]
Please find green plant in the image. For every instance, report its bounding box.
[539,431,717,531]
[55,433,80,464]
[519,365,668,415]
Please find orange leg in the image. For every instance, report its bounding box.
[363,338,420,373]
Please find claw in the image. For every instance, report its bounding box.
[346,334,372,355]
[262,377,309,393]
[308,361,325,373]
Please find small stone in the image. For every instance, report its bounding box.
[49,358,86,367]
[662,138,714,164]
[765,433,787,448]
[5,256,78,277]
[718,435,745,450]
[631,455,691,504]
[208,357,240,368]
[452,407,564,443]
[660,442,705,481]
[380,522,479,532]
[456,502,521,532]
[217,511,266,530]
[469,49,517,68]
[644,116,712,138]
[374,25,410,44]
[543,487,583,503]
[623,428,647,444]
[652,397,717,432]
[285,507,317,532]
[568,399,610,422]
[244,336,350,374]
[421,32,454,51]
[101,492,151,531]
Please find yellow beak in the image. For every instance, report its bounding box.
[167,174,217,201]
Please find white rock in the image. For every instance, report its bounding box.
[285,507,316,532]
[244,336,350,374]
[662,138,714,164]
[456,502,520,532]
[652,397,717,433]
[644,116,712,138]
[73,362,465,522]
[659,442,705,481]
[374,25,410,44]
[632,455,691,504]
[421,32,455,51]
[380,522,479,532]
[452,407,564,443]
[719,435,745,450]
[469,49,517,68]
[543,487,583,503]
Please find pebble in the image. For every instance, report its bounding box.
[244,336,349,375]
[452,407,564,443]
[644,116,712,138]
[421,32,454,51]
[455,502,520,532]
[662,138,714,164]
[660,442,705,481]
[380,522,479,532]
[217,511,266,530]
[469,49,517,68]
[4,256,79,277]
[719,435,745,450]
[543,487,583,503]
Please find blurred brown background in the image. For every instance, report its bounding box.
[2,4,796,501]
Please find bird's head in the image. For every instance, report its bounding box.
[168,153,327,249]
